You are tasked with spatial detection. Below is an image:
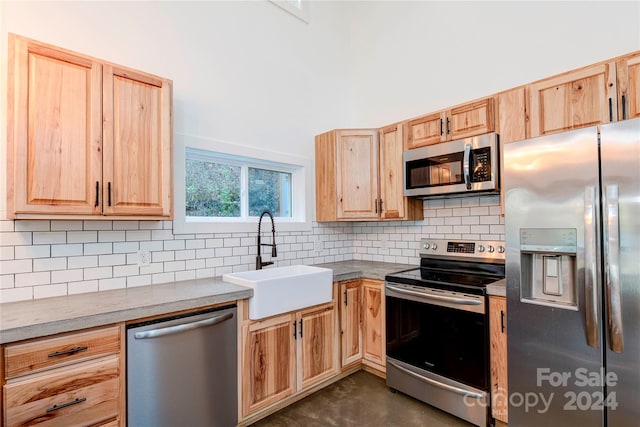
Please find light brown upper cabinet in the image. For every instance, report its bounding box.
[6,34,173,220]
[315,127,422,222]
[379,123,423,221]
[528,61,617,137]
[406,97,496,149]
[616,51,640,121]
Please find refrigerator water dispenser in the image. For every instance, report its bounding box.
[519,228,578,310]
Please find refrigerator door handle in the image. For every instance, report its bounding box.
[605,184,624,353]
[584,186,599,348]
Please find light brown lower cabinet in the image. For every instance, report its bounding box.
[362,279,385,372]
[489,295,508,424]
[241,301,339,418]
[339,279,363,368]
[2,325,125,427]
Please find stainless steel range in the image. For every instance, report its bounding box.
[385,238,505,427]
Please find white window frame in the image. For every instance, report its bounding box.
[174,133,313,234]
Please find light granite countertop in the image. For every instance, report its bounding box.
[0,278,251,344]
[0,260,502,344]
[486,278,506,297]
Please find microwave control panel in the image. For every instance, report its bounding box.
[471,147,492,182]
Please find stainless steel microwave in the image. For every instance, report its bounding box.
[403,133,499,198]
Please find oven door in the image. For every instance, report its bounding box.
[385,282,488,391]
[403,133,498,197]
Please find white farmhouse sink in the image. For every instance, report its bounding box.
[223,265,333,320]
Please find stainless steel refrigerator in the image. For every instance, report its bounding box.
[504,118,639,426]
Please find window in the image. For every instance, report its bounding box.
[185,148,292,219]
[174,134,312,234]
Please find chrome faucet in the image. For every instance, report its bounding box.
[256,210,277,270]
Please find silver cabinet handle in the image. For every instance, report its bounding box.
[605,185,624,353]
[134,312,234,340]
[463,143,472,190]
[388,360,484,399]
[584,186,599,348]
[386,284,481,306]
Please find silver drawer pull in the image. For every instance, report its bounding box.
[46,397,86,413]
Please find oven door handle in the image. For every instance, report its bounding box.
[386,284,482,306]
[388,360,484,399]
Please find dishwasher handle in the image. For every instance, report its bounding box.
[134,312,234,340]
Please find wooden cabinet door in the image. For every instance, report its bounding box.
[339,280,362,368]
[490,296,508,424]
[336,130,379,220]
[297,303,339,390]
[379,123,405,220]
[7,34,102,217]
[242,314,296,416]
[102,65,172,217]
[447,97,495,140]
[528,62,617,137]
[362,280,385,370]
[617,51,640,121]
[315,131,338,222]
[407,111,445,149]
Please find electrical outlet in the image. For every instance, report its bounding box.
[137,250,151,267]
[380,235,389,249]
[315,240,324,252]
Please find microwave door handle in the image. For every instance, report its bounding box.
[463,143,471,190]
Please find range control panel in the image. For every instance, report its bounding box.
[420,239,505,260]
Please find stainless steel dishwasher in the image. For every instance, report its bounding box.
[127,305,237,427]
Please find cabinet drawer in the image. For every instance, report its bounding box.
[4,357,120,427]
[4,327,120,379]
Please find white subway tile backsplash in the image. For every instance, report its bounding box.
[139,221,164,230]
[196,268,216,279]
[126,230,151,241]
[139,263,163,275]
[152,272,175,284]
[1,232,33,246]
[51,244,83,257]
[113,221,140,230]
[84,243,113,256]
[99,254,126,267]
[33,257,67,272]
[15,271,50,287]
[176,270,196,281]
[185,239,205,249]
[1,275,15,289]
[15,221,50,232]
[175,250,196,261]
[164,260,185,272]
[152,230,173,241]
[15,245,50,259]
[34,283,67,299]
[0,247,14,261]
[99,277,127,291]
[98,231,126,242]
[68,255,98,269]
[0,259,32,274]
[0,221,15,232]
[83,221,113,231]
[196,248,215,259]
[152,251,174,263]
[113,242,139,254]
[67,231,98,244]
[51,220,83,231]
[114,265,140,277]
[164,240,185,251]
[186,259,205,270]
[68,280,99,295]
[127,275,152,287]
[0,287,33,303]
[139,240,163,251]
[83,266,112,280]
[52,269,83,284]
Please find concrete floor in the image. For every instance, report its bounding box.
[251,371,475,427]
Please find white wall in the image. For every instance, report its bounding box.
[346,0,640,126]
[1,1,639,302]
